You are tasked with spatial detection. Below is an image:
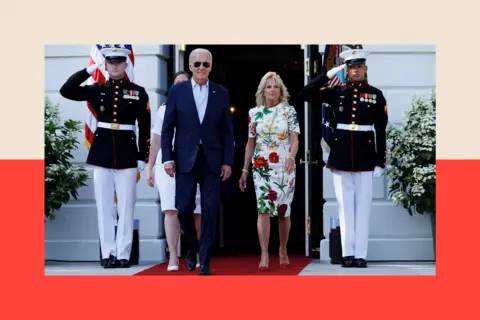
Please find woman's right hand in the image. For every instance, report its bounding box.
[146,167,155,187]
[239,173,247,192]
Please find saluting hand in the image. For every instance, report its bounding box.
[327,64,346,79]
[86,61,105,75]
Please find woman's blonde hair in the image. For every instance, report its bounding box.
[255,71,290,107]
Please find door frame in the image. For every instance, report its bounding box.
[301,44,324,258]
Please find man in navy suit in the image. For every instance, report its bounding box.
[161,48,235,275]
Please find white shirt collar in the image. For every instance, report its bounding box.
[191,78,209,88]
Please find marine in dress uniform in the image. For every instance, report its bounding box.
[299,49,388,268]
[59,44,151,268]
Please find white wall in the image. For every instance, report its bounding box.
[44,45,171,262]
[318,44,436,260]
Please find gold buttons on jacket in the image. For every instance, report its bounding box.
[352,114,356,118]
[115,98,118,101]
[353,101,357,104]
[114,105,118,108]
[116,86,119,89]
[353,108,356,111]
[114,112,117,115]
[114,119,117,122]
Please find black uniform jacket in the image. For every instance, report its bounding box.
[299,73,388,172]
[60,68,151,169]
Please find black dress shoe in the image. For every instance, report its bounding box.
[353,258,367,268]
[103,255,117,269]
[341,256,355,268]
[185,251,197,272]
[116,259,131,268]
[199,264,212,275]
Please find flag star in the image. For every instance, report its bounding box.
[324,121,330,128]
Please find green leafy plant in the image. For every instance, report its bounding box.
[44,97,89,222]
[386,90,436,216]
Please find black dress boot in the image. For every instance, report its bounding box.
[116,259,131,268]
[341,256,355,268]
[186,250,197,272]
[353,258,368,268]
[103,255,117,269]
[199,264,212,275]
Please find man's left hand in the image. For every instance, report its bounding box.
[137,161,146,172]
[373,166,384,178]
[220,165,232,181]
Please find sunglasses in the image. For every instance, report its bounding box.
[192,61,211,68]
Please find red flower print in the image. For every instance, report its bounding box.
[249,123,256,137]
[266,189,278,203]
[269,152,279,163]
[278,204,288,217]
[254,156,267,169]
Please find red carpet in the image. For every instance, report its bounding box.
[134,254,312,276]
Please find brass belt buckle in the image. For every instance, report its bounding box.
[111,123,120,130]
[349,124,358,131]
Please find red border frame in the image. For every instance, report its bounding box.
[1,159,475,319]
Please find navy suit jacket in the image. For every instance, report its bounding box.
[161,80,235,175]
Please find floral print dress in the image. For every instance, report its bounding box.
[248,102,301,217]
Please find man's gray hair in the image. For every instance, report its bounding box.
[189,48,213,63]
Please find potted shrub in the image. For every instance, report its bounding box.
[385,90,436,259]
[45,97,89,222]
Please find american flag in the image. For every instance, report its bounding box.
[324,45,346,87]
[85,44,139,202]
[321,45,346,153]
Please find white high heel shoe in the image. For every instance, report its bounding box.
[196,253,200,268]
[167,258,179,272]
[167,265,179,271]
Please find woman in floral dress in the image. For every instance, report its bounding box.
[239,71,300,271]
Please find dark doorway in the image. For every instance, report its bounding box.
[183,45,307,256]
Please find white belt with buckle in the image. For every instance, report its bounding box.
[336,123,374,132]
[97,122,135,131]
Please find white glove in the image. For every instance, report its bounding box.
[137,161,146,172]
[86,61,104,75]
[327,64,346,79]
[373,166,384,178]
